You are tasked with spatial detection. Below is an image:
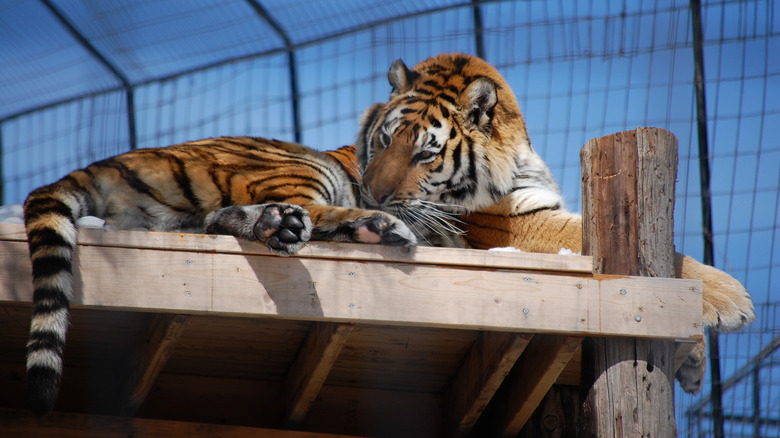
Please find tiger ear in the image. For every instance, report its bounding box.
[388,59,419,97]
[356,103,386,168]
[460,77,498,134]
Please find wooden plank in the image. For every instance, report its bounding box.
[284,322,354,428]
[477,335,583,437]
[580,128,680,437]
[0,408,367,438]
[137,373,287,427]
[162,316,311,382]
[444,332,533,437]
[325,325,477,393]
[0,222,593,273]
[302,385,443,438]
[0,237,702,339]
[123,314,189,415]
[139,372,444,437]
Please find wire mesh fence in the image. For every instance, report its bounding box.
[683,302,780,437]
[1,0,778,435]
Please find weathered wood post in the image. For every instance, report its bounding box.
[580,127,678,436]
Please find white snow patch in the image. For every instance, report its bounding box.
[1,203,107,229]
[0,204,24,224]
[488,246,524,252]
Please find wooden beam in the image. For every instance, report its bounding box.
[444,332,533,437]
[0,407,367,438]
[123,314,189,415]
[0,223,594,273]
[283,322,354,428]
[580,127,680,436]
[0,225,702,340]
[475,334,583,437]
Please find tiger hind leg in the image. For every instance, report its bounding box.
[676,339,707,394]
[205,203,312,255]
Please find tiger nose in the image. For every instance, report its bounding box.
[372,188,393,205]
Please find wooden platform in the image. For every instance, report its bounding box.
[0,223,702,437]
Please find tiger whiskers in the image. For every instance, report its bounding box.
[417,199,469,216]
[398,213,434,246]
[397,201,465,239]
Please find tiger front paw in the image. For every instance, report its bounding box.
[351,213,417,246]
[701,269,756,331]
[205,203,312,255]
[678,254,756,331]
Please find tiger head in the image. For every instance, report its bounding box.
[356,53,561,243]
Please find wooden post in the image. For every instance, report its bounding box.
[580,128,678,436]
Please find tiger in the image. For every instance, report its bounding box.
[22,137,418,416]
[354,52,756,393]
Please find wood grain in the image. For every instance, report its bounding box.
[581,127,680,437]
[284,322,354,427]
[444,332,533,437]
[123,314,190,415]
[0,222,593,273]
[478,335,583,437]
[0,231,702,339]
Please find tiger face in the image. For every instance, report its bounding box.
[356,53,559,243]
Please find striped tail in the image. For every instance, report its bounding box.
[23,181,87,416]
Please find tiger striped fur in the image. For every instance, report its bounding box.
[355,53,756,393]
[23,137,416,416]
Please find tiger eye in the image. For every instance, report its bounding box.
[379,132,391,147]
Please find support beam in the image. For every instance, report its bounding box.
[444,332,532,437]
[123,314,190,415]
[690,0,725,434]
[0,408,367,438]
[580,127,679,436]
[471,0,485,59]
[473,334,583,437]
[283,322,354,428]
[245,0,302,143]
[40,0,137,150]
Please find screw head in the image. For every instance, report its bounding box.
[620,289,627,295]
[523,308,529,314]
[635,316,642,322]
